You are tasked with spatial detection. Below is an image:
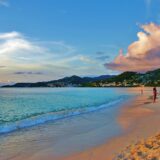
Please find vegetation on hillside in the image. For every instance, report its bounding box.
[2,69,160,87]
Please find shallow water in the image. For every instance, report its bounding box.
[0,88,131,134]
[0,88,135,159]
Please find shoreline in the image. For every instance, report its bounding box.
[0,88,129,160]
[59,88,160,160]
[0,95,125,135]
[1,88,159,160]
[15,90,139,160]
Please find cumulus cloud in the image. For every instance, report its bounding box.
[105,23,160,72]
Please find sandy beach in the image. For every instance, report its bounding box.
[0,88,128,160]
[1,1,160,159]
[59,88,160,160]
[1,88,160,160]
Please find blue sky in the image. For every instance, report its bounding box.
[0,0,160,83]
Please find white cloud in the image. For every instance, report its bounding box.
[0,32,20,39]
[0,31,76,61]
[0,32,43,56]
[0,31,103,82]
[105,23,160,72]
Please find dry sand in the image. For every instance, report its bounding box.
[116,133,160,159]
[60,89,160,160]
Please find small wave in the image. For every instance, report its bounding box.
[0,96,128,134]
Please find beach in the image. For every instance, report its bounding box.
[0,87,160,160]
[60,88,160,160]
[1,1,160,159]
[0,88,132,160]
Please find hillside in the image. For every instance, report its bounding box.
[87,69,160,87]
[2,75,113,88]
[2,69,160,88]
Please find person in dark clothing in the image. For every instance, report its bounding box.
[153,87,157,103]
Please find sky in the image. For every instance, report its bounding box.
[0,0,160,83]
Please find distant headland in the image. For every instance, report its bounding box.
[2,68,160,88]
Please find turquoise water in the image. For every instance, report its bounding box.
[0,88,131,134]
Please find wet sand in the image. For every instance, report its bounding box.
[60,88,160,160]
[0,89,127,160]
[1,88,160,160]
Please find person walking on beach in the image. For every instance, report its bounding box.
[153,87,157,103]
[141,85,144,95]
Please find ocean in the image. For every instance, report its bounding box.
[0,88,132,134]
[0,88,135,159]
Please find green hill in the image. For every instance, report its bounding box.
[2,75,113,88]
[85,69,160,87]
[2,69,160,88]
